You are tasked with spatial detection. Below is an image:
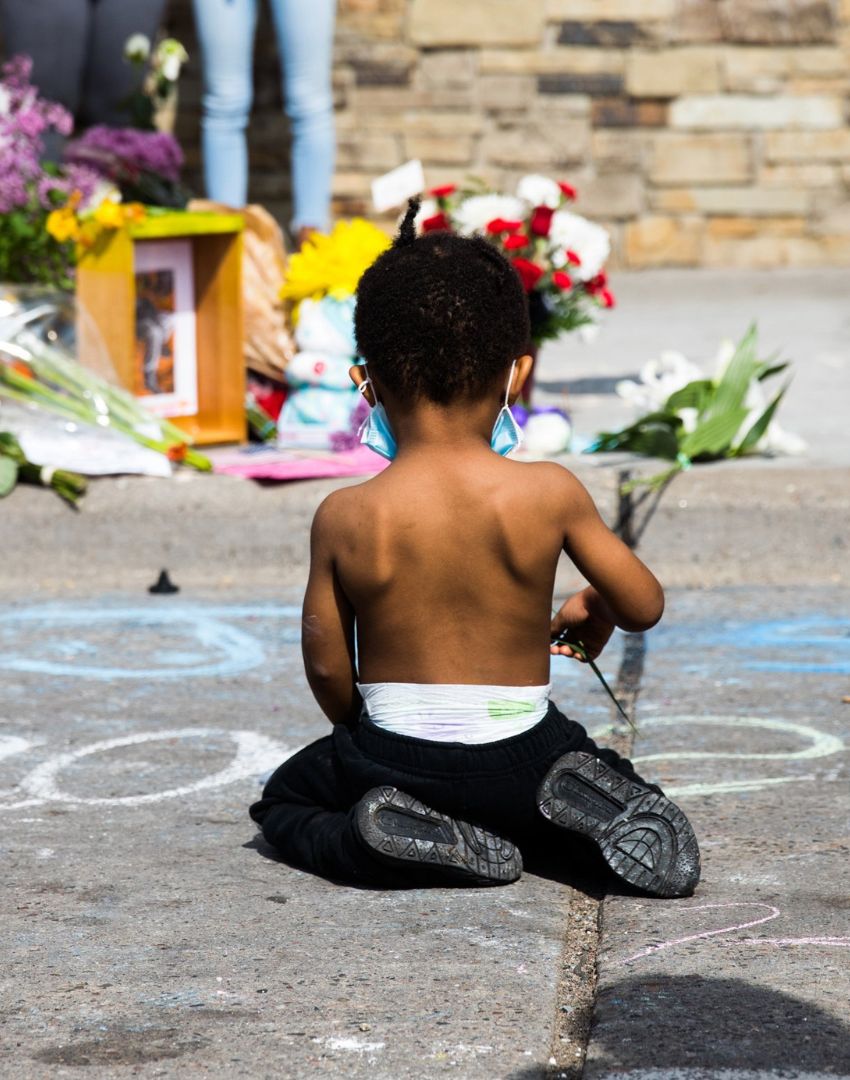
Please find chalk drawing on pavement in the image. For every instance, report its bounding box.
[0,604,300,680]
[0,728,293,811]
[587,715,844,799]
[614,902,850,968]
[704,615,850,675]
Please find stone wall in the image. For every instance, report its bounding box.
[165,0,850,268]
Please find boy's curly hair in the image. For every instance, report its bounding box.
[354,198,530,405]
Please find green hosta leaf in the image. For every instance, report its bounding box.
[680,405,749,459]
[734,380,791,456]
[0,455,18,497]
[665,379,714,414]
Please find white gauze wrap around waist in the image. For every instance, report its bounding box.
[356,682,551,744]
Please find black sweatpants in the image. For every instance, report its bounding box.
[250,701,646,886]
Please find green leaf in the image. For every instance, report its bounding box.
[680,405,749,459]
[734,380,791,456]
[589,414,681,460]
[665,379,714,413]
[0,455,18,497]
[756,361,790,381]
[709,324,760,417]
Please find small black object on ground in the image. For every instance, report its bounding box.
[148,570,179,595]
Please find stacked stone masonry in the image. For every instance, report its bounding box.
[165,0,850,268]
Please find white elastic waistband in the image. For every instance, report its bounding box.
[357,682,551,744]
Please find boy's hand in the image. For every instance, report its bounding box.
[550,587,616,661]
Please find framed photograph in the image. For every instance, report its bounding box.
[133,239,198,418]
[76,210,246,445]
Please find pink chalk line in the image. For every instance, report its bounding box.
[613,902,850,967]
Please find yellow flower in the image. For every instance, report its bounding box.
[92,199,126,229]
[281,218,390,304]
[46,206,80,244]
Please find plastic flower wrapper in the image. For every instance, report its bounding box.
[0,288,211,473]
[589,325,803,490]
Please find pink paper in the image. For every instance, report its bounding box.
[211,444,389,481]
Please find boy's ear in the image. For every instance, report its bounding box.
[349,364,376,406]
[508,354,535,404]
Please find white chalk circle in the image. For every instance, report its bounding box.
[601,715,845,799]
[17,728,292,806]
[0,605,300,680]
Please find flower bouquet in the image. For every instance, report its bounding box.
[588,325,802,490]
[417,174,614,348]
[0,56,103,290]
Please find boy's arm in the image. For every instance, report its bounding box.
[301,497,361,725]
[549,468,664,659]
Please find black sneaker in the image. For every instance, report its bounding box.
[355,786,522,886]
[537,752,700,898]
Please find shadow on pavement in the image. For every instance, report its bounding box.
[592,973,850,1072]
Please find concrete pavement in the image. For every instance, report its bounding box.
[1,269,848,1077]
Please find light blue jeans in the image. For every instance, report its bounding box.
[192,0,336,230]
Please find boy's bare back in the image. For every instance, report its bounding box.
[304,442,663,700]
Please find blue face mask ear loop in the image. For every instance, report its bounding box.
[490,359,523,456]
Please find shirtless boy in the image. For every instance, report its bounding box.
[251,201,700,897]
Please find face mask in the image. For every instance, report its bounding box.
[358,369,398,460]
[490,359,523,456]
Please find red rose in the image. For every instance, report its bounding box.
[421,212,451,233]
[511,257,544,292]
[529,205,555,237]
[552,270,573,290]
[429,184,456,198]
[558,181,578,200]
[599,289,616,308]
[503,232,530,250]
[486,217,524,234]
[565,249,582,266]
[587,271,608,291]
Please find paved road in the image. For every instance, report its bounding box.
[0,587,614,1079]
[582,586,850,1080]
[2,583,847,1077]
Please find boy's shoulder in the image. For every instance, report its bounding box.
[502,458,589,503]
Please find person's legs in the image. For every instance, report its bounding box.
[0,0,89,157]
[191,0,257,206]
[82,0,168,126]
[251,724,522,887]
[249,733,381,883]
[269,0,336,233]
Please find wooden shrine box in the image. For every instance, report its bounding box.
[76,210,245,445]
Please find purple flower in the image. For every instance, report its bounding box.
[64,125,183,183]
[0,54,75,212]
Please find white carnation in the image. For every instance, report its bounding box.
[452,194,525,236]
[548,210,610,281]
[516,174,561,209]
[124,33,151,63]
